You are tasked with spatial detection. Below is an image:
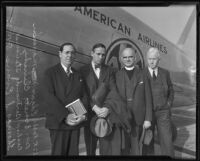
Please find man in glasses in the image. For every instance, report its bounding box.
[42,42,87,155]
[115,47,153,155]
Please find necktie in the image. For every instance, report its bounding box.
[153,70,156,80]
[94,65,100,79]
[94,64,101,69]
[66,68,70,77]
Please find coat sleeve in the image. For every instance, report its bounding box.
[42,69,69,123]
[166,70,174,107]
[108,67,117,91]
[103,85,132,133]
[80,76,89,117]
[143,71,153,122]
[80,67,94,113]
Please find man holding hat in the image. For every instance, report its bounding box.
[143,47,175,157]
[81,43,131,155]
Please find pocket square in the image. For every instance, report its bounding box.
[139,81,143,84]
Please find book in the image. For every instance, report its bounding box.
[65,99,87,116]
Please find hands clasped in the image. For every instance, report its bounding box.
[65,113,86,126]
[92,105,109,118]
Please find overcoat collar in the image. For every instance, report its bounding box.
[99,64,107,83]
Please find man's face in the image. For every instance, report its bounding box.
[121,48,136,68]
[91,47,106,65]
[147,51,160,69]
[59,45,76,67]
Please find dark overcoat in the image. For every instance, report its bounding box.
[115,67,153,126]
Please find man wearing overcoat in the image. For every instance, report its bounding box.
[115,47,153,155]
[81,43,129,155]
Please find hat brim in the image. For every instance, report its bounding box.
[90,116,112,138]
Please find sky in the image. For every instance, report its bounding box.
[121,5,195,44]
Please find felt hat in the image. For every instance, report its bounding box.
[139,127,153,155]
[143,129,153,145]
[90,116,112,138]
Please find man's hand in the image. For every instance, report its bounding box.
[143,120,151,129]
[97,107,109,118]
[65,113,86,126]
[92,105,102,115]
[92,105,109,118]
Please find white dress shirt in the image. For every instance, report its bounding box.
[61,63,73,74]
[91,62,100,79]
[148,67,158,78]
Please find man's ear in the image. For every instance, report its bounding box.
[119,56,124,68]
[119,55,123,63]
[59,51,62,58]
[134,55,137,61]
[91,51,94,57]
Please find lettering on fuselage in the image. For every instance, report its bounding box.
[138,33,167,54]
[74,7,131,37]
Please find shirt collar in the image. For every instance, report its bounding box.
[148,67,158,76]
[125,66,135,71]
[61,63,73,73]
[91,61,101,70]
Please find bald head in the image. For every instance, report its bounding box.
[120,47,136,68]
[146,47,160,69]
[121,47,135,56]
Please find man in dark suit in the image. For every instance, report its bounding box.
[143,47,174,157]
[81,43,121,155]
[42,43,87,155]
[115,47,152,155]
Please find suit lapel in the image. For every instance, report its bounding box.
[158,67,167,91]
[99,65,107,84]
[57,64,74,96]
[131,68,140,97]
[87,64,98,90]
[145,67,152,80]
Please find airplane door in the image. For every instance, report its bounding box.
[105,34,144,69]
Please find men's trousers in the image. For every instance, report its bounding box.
[143,109,174,157]
[49,129,80,155]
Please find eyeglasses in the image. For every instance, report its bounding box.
[122,56,134,60]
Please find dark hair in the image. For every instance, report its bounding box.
[92,43,106,52]
[59,43,76,52]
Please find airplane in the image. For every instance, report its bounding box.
[4,6,196,157]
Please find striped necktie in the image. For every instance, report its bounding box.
[66,68,70,77]
[153,70,156,80]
